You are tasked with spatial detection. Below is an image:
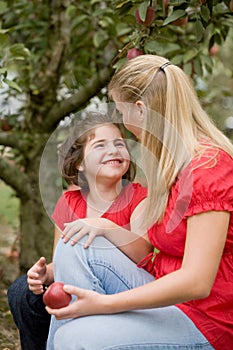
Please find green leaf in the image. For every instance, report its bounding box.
[195,20,204,43]
[183,62,192,76]
[138,2,148,22]
[169,0,187,5]
[113,57,127,71]
[193,57,203,76]
[163,9,186,26]
[0,67,7,76]
[3,78,22,92]
[200,5,210,24]
[0,33,9,49]
[200,54,213,73]
[171,54,183,66]
[93,30,108,48]
[9,44,30,59]
[0,1,7,15]
[183,48,198,63]
[145,40,180,55]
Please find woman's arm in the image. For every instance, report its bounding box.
[62,199,153,263]
[46,210,230,318]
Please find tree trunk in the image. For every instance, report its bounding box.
[19,194,54,274]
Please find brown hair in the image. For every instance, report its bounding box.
[58,111,136,190]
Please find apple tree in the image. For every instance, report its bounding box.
[0,0,232,272]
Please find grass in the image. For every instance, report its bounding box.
[0,181,21,349]
[0,181,19,229]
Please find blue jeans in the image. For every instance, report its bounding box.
[7,274,51,350]
[47,237,214,350]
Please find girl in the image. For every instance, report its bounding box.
[8,111,152,350]
[46,55,233,350]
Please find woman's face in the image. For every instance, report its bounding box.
[111,91,144,139]
[80,124,130,185]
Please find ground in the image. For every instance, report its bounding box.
[0,224,21,350]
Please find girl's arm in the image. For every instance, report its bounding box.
[46,210,229,318]
[62,198,153,263]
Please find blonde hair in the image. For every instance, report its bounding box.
[109,54,233,227]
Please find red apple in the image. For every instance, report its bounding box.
[209,44,219,56]
[43,282,72,309]
[172,16,188,26]
[198,0,206,4]
[135,6,155,26]
[127,48,144,60]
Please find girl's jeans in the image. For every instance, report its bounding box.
[8,274,50,350]
[46,237,214,350]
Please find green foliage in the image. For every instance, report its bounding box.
[0,181,19,229]
[111,0,233,76]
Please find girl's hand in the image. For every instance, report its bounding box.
[45,285,107,319]
[27,257,48,294]
[62,218,115,248]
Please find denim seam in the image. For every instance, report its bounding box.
[103,342,212,350]
[89,259,134,290]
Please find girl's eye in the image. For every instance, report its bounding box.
[116,142,125,147]
[115,141,125,147]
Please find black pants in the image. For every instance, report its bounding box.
[7,275,51,350]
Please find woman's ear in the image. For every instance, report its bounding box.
[135,100,146,122]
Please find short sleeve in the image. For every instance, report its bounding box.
[51,191,81,230]
[128,183,147,213]
[185,149,233,217]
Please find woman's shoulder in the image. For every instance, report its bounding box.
[182,147,233,216]
[191,147,232,175]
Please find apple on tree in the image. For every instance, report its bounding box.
[135,6,155,27]
[209,44,219,56]
[172,15,188,26]
[43,282,72,309]
[127,48,144,60]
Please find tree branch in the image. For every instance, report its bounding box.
[43,66,113,131]
[0,157,31,199]
[0,132,22,149]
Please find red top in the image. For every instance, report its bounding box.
[138,148,233,349]
[52,183,147,231]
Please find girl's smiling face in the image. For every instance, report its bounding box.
[79,124,130,185]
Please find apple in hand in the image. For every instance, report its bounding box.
[43,282,72,309]
[135,6,155,26]
[127,48,144,60]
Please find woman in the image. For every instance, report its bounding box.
[45,55,233,349]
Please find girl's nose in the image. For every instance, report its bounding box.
[107,142,118,154]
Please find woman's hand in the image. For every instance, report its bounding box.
[45,285,108,319]
[27,257,50,294]
[62,218,115,248]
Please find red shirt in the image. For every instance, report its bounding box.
[52,183,147,231]
[139,148,233,349]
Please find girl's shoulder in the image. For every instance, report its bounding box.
[123,182,147,197]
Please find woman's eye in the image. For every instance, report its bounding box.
[94,143,104,148]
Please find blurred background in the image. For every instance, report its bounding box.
[0,1,232,348]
